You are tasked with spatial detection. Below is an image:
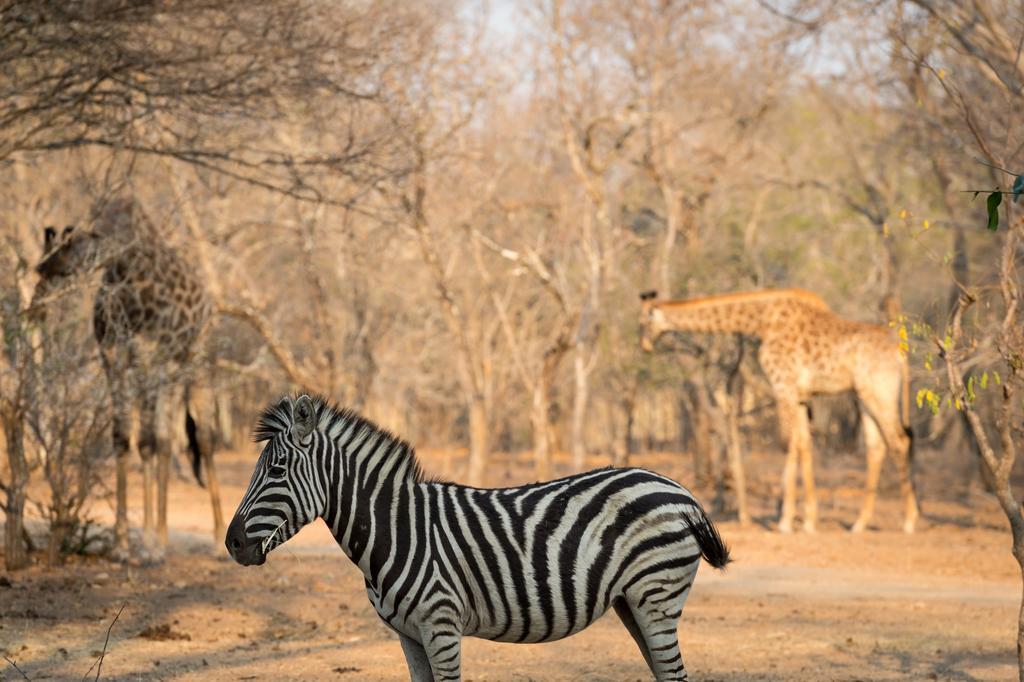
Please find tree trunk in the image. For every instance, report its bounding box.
[570,345,589,472]
[2,406,30,570]
[941,286,1023,680]
[614,389,637,467]
[681,383,712,487]
[532,379,552,480]
[1016,540,1024,682]
[47,518,69,567]
[657,187,681,296]
[466,397,488,487]
[717,339,750,525]
[533,339,570,480]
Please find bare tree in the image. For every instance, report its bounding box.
[886,1,1024,676]
[0,240,33,569]
[0,0,415,202]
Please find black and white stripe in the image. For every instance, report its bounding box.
[226,395,730,681]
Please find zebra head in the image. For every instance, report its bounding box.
[226,394,325,566]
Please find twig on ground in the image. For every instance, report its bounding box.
[3,655,31,680]
[81,603,126,682]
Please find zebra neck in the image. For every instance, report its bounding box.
[322,441,423,580]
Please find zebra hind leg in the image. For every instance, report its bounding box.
[620,583,692,681]
[614,598,655,672]
[419,622,462,681]
[398,633,433,682]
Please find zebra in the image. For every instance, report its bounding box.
[226,395,730,681]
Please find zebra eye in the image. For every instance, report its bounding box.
[268,464,286,478]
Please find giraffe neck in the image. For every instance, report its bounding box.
[654,289,828,338]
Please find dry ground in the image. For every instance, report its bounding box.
[1,444,1020,681]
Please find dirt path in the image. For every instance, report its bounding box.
[1,448,1019,680]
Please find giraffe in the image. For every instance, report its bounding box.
[639,288,919,534]
[32,195,225,557]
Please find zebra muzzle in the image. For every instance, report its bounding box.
[225,513,267,566]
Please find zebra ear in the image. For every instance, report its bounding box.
[291,395,316,442]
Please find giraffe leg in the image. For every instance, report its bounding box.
[855,376,920,533]
[104,353,133,560]
[141,456,156,548]
[851,415,885,533]
[157,449,169,546]
[205,444,226,547]
[724,397,750,527]
[794,406,817,533]
[398,633,434,682]
[112,415,131,558]
[776,399,801,534]
[897,429,920,534]
[188,383,226,547]
[155,383,182,549]
[138,385,159,552]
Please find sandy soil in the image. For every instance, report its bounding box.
[1,444,1020,681]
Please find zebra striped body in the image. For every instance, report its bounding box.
[226,396,730,681]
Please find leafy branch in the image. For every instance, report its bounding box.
[963,160,1024,231]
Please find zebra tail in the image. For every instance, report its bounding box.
[683,503,731,569]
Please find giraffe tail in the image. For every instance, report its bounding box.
[900,354,915,464]
[185,407,206,488]
[682,501,732,569]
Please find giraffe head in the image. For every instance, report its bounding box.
[31,225,101,316]
[35,225,101,282]
[639,290,666,352]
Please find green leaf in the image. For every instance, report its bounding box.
[987,191,1002,231]
[1014,174,1024,203]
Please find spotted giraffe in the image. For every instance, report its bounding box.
[33,196,225,557]
[640,288,919,534]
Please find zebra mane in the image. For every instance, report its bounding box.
[253,395,432,483]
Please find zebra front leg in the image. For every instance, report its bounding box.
[399,632,434,682]
[419,624,462,681]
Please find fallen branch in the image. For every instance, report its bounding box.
[82,603,125,682]
[3,655,31,681]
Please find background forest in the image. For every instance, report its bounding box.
[3,1,1024,679]
[0,0,1021,590]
